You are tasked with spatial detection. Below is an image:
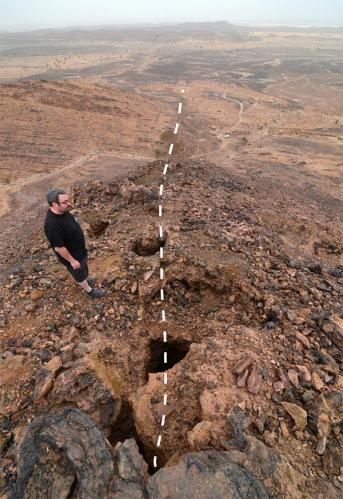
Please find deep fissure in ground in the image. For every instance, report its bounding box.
[147,338,191,374]
[109,400,164,473]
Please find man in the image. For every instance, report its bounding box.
[44,188,105,298]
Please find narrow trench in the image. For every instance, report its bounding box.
[66,478,78,499]
[109,400,162,474]
[109,340,192,475]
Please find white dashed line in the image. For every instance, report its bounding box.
[154,89,184,469]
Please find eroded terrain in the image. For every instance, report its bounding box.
[0,22,342,498]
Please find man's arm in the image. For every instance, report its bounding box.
[54,247,80,269]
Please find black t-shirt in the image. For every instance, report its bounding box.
[44,209,87,264]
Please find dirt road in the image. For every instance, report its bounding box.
[190,91,244,161]
[223,91,244,130]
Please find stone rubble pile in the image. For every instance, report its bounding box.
[0,160,342,497]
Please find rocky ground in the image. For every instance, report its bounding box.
[0,158,342,498]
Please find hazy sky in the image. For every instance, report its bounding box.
[0,0,342,30]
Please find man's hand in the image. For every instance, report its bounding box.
[54,247,81,268]
[71,259,81,270]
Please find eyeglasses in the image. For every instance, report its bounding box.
[59,201,70,205]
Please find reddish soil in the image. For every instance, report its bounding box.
[0,22,342,498]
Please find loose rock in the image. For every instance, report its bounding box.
[282,402,307,431]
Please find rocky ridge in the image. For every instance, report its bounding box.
[0,159,342,498]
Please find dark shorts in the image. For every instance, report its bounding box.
[64,256,89,283]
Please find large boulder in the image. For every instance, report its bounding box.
[147,450,270,499]
[13,408,114,499]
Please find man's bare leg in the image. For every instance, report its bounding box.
[77,279,92,293]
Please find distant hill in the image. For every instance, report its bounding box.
[239,24,343,34]
[0,22,246,55]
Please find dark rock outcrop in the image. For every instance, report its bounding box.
[13,408,114,499]
[12,409,271,499]
[147,450,270,499]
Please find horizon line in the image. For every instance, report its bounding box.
[1,19,343,34]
